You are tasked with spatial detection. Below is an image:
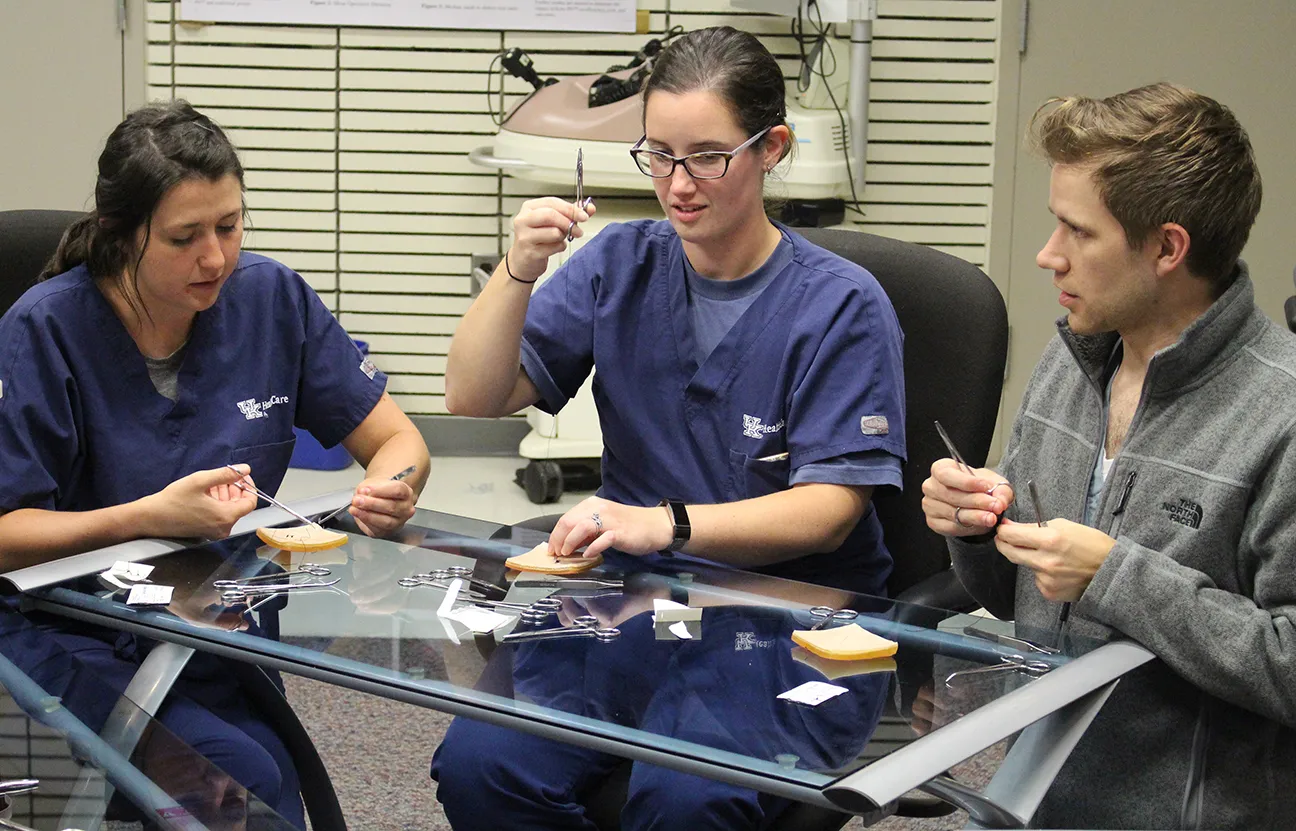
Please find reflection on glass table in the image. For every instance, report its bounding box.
[0,609,297,831]
[8,500,1155,828]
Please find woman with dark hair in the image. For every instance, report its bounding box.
[434,26,904,828]
[0,100,430,825]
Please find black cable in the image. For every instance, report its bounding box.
[486,50,505,127]
[791,3,865,219]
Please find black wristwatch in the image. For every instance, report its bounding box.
[658,498,691,554]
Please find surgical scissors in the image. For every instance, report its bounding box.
[943,653,1053,689]
[502,615,620,644]
[220,578,340,604]
[566,148,593,242]
[807,606,859,630]
[406,566,502,596]
[213,564,331,588]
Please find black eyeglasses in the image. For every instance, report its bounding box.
[629,126,772,180]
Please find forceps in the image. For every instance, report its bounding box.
[224,466,318,527]
[934,419,973,474]
[1026,480,1048,527]
[566,148,593,242]
[807,606,859,630]
[315,465,418,526]
[501,615,621,644]
[962,625,1059,655]
[213,564,331,588]
[944,653,1053,689]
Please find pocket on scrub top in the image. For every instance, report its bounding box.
[230,438,297,496]
[729,448,791,499]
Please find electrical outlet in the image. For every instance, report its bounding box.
[470,253,500,297]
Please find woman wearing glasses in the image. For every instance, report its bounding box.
[437,25,905,830]
[447,25,904,594]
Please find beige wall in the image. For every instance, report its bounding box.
[0,0,148,211]
[989,0,1296,452]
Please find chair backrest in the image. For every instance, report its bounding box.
[1287,267,1296,334]
[797,228,1008,597]
[0,210,84,317]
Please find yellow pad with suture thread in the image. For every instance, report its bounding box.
[790,623,899,662]
[505,542,603,575]
[255,525,349,553]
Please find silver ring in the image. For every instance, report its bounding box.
[988,481,1012,497]
[591,511,602,531]
[954,507,973,528]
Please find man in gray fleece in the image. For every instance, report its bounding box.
[922,82,1296,829]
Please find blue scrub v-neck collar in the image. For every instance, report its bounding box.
[664,222,805,397]
[84,266,224,419]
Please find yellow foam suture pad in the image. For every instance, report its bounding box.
[790,623,899,662]
[255,525,349,553]
[505,542,603,575]
[791,647,897,680]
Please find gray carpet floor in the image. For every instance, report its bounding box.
[282,644,1005,831]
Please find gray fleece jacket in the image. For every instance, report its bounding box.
[950,268,1296,829]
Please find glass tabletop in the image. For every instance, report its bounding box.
[0,608,297,831]
[14,505,1117,804]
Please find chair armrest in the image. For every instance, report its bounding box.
[893,568,976,614]
[1285,296,1296,334]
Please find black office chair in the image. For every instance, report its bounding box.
[506,229,1010,830]
[0,208,347,830]
[0,209,84,316]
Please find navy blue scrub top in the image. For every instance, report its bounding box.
[0,253,387,513]
[519,220,906,594]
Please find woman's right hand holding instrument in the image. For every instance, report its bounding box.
[139,464,259,541]
[921,459,1014,537]
[506,197,595,283]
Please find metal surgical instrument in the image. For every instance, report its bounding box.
[213,564,331,588]
[566,148,593,242]
[316,465,418,526]
[224,466,318,527]
[944,653,1053,689]
[501,615,620,644]
[807,606,859,630]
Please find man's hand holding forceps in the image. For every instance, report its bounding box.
[922,422,1118,602]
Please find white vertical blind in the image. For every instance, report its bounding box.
[148,0,999,417]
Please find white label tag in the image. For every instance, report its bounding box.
[126,584,173,606]
[112,561,154,582]
[777,681,849,706]
[445,606,513,634]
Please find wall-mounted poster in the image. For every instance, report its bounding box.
[180,0,637,33]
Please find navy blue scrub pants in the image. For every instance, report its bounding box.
[1,610,304,828]
[431,609,886,830]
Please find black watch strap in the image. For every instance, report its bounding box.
[658,499,691,553]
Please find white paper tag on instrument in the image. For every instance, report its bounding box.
[668,620,693,640]
[777,681,849,706]
[445,606,513,634]
[126,584,173,606]
[113,561,154,581]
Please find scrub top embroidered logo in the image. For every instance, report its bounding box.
[742,414,785,440]
[360,357,378,380]
[860,415,889,436]
[734,632,774,651]
[237,395,289,421]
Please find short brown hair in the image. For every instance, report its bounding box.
[1030,82,1261,288]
